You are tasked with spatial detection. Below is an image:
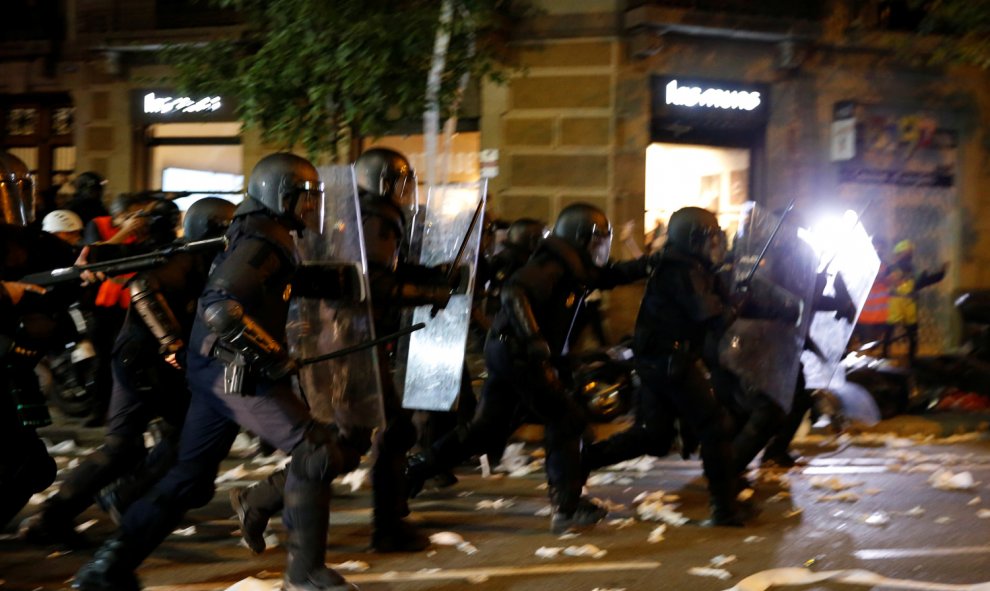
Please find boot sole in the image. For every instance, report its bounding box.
[229,489,266,555]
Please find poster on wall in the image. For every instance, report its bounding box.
[835,102,958,355]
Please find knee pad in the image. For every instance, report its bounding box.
[289,422,343,483]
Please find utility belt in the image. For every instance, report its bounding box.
[211,341,254,396]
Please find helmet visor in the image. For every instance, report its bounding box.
[390,171,419,225]
[295,180,326,233]
[589,230,612,267]
[703,229,726,265]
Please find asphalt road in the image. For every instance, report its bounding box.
[3,430,990,591]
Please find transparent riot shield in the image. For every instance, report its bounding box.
[397,180,487,411]
[719,202,818,413]
[801,210,881,389]
[287,165,384,429]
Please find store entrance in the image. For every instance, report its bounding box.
[644,142,750,251]
[146,122,243,211]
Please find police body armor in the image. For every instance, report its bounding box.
[198,212,299,395]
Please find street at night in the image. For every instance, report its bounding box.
[4,424,989,591]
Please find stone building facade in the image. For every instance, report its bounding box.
[4,0,990,351]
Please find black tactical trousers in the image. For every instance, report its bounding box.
[643,357,738,510]
[44,348,189,524]
[0,381,56,528]
[428,337,587,512]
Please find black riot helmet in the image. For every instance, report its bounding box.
[506,218,547,255]
[0,152,35,225]
[246,153,324,230]
[667,206,725,265]
[144,198,181,246]
[183,197,236,242]
[73,171,107,200]
[551,203,612,267]
[354,147,417,224]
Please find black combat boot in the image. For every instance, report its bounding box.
[404,453,435,499]
[20,498,90,549]
[72,536,141,591]
[283,481,357,591]
[549,489,608,534]
[371,517,430,553]
[229,469,286,554]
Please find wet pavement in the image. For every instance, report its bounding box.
[2,423,990,591]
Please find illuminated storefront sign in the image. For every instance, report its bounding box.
[143,92,222,115]
[664,79,761,111]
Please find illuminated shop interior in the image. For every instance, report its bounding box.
[644,142,750,246]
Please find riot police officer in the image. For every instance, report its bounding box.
[73,154,362,591]
[67,171,110,226]
[21,198,235,546]
[230,147,458,554]
[584,206,747,526]
[484,217,545,318]
[0,156,78,528]
[407,203,650,533]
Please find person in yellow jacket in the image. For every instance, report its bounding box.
[884,239,947,362]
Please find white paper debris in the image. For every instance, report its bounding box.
[494,442,530,474]
[229,433,259,457]
[977,509,990,519]
[223,577,276,591]
[536,546,563,558]
[929,470,976,491]
[563,544,607,559]
[47,440,78,455]
[215,464,250,484]
[475,498,514,511]
[743,535,765,544]
[428,531,477,555]
[711,555,737,568]
[784,508,803,518]
[479,453,492,478]
[863,511,889,526]
[172,525,197,536]
[558,532,580,540]
[809,476,861,492]
[647,524,666,544]
[967,497,982,506]
[75,519,98,533]
[903,506,925,517]
[588,472,618,486]
[340,468,369,493]
[636,491,689,526]
[689,566,732,580]
[610,456,656,473]
[331,560,370,572]
[934,516,953,524]
[429,531,466,546]
[608,518,636,530]
[535,505,552,517]
[720,566,990,591]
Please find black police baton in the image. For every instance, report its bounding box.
[299,322,426,367]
